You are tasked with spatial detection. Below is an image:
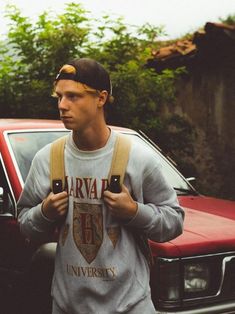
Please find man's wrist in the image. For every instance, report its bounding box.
[41,200,55,222]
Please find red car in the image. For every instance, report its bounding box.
[1,119,235,314]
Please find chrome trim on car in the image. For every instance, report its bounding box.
[182,251,235,261]
[156,299,235,314]
[218,255,235,296]
[0,153,17,217]
[155,257,181,263]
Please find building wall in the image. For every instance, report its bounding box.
[171,68,235,199]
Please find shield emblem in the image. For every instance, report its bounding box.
[107,226,120,248]
[73,202,103,264]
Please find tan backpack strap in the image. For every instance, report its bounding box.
[108,134,131,186]
[50,135,67,192]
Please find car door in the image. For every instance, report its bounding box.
[0,156,36,313]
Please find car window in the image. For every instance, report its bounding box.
[128,134,193,193]
[7,130,193,194]
[7,131,69,182]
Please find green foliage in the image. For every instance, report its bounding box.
[219,14,235,25]
[0,2,194,176]
[0,3,91,118]
[0,2,184,126]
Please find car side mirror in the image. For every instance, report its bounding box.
[186,177,196,183]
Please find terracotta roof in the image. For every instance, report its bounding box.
[152,40,196,60]
[147,22,235,72]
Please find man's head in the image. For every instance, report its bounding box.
[53,58,112,132]
[55,58,112,104]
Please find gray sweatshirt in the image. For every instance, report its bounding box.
[18,130,184,314]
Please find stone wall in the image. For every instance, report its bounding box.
[148,22,235,199]
[171,68,235,199]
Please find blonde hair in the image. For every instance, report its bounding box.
[60,64,76,74]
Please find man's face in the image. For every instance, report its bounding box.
[54,80,105,132]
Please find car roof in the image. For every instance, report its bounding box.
[0,119,135,133]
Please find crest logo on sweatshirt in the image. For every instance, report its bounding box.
[73,202,103,264]
[107,226,120,248]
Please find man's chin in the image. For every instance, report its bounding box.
[64,125,73,130]
[61,118,74,129]
[62,122,79,132]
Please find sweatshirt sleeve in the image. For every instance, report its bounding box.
[17,145,55,242]
[125,146,184,243]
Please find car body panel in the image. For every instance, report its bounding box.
[1,119,235,313]
[179,195,235,219]
[151,205,235,257]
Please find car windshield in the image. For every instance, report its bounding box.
[128,133,194,194]
[7,131,69,182]
[7,130,194,194]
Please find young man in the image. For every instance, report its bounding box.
[18,58,184,314]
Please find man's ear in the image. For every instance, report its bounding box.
[97,90,108,108]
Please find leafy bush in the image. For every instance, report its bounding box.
[0,2,195,183]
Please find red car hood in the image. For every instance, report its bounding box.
[150,195,235,258]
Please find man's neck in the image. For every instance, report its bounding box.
[72,126,111,151]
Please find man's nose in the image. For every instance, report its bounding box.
[58,96,68,110]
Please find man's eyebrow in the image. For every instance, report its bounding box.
[66,91,83,96]
[54,90,83,97]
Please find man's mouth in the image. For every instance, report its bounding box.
[61,116,72,120]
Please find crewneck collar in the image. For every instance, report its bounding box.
[67,128,117,158]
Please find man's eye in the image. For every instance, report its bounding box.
[68,94,79,101]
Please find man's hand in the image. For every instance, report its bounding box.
[42,191,69,221]
[103,185,137,220]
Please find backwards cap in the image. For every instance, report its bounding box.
[55,58,112,95]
